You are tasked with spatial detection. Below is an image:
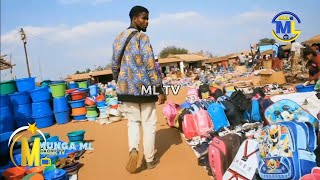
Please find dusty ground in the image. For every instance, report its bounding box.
[20,87,211,180]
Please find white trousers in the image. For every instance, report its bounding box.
[119,102,157,163]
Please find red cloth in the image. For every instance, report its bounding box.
[272,57,282,70]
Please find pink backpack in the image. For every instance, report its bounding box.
[190,104,213,137]
[163,101,180,127]
[182,114,198,139]
[186,87,199,103]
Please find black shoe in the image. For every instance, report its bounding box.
[146,158,160,170]
[126,148,139,173]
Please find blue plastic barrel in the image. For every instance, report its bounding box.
[29,86,51,102]
[15,116,34,128]
[68,83,79,89]
[0,106,13,121]
[32,101,52,117]
[15,77,36,92]
[96,100,106,107]
[33,113,54,128]
[13,103,32,118]
[54,109,70,124]
[53,96,69,113]
[8,91,31,106]
[89,84,99,97]
[73,114,86,121]
[0,95,10,108]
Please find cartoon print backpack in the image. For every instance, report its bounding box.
[207,102,230,132]
[223,139,260,180]
[264,99,319,129]
[258,121,317,180]
[186,87,200,104]
[163,101,180,127]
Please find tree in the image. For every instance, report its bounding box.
[75,71,80,74]
[85,68,91,73]
[105,63,112,70]
[159,46,188,58]
[258,38,276,45]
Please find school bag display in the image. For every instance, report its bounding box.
[223,139,260,180]
[258,122,317,180]
[220,101,245,126]
[208,134,244,180]
[264,99,319,129]
[163,101,180,127]
[207,102,230,132]
[190,104,213,137]
[199,83,210,99]
[229,89,250,112]
[244,98,262,123]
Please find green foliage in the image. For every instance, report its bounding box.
[159,46,188,58]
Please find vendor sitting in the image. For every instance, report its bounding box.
[304,48,320,86]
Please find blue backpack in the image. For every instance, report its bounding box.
[244,98,262,123]
[258,121,317,180]
[207,102,230,132]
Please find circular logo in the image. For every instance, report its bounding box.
[271,11,301,42]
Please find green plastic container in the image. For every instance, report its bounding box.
[77,81,88,89]
[0,80,17,95]
[86,110,98,117]
[40,80,52,87]
[49,83,66,98]
[86,105,97,111]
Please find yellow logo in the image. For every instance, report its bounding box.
[8,123,51,168]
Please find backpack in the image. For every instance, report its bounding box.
[220,101,245,126]
[277,45,285,59]
[163,101,180,127]
[207,102,230,132]
[177,108,191,132]
[229,89,250,112]
[199,84,210,99]
[190,104,213,137]
[258,121,317,180]
[244,98,262,123]
[223,139,260,180]
[264,99,319,129]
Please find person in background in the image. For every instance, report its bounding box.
[111,5,166,173]
[238,53,246,66]
[290,40,305,75]
[303,48,320,86]
[154,56,162,77]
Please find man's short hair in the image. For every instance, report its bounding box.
[129,6,149,21]
[304,48,317,58]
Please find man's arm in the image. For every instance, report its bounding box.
[140,34,163,94]
[112,41,121,82]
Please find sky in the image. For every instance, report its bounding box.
[1,0,319,81]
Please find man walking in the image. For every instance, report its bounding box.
[290,40,305,75]
[112,6,166,173]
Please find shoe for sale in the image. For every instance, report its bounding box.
[146,158,160,170]
[126,148,139,173]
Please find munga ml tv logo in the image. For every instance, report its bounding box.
[8,123,93,167]
[271,11,301,42]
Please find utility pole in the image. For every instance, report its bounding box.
[20,28,31,77]
[9,54,14,80]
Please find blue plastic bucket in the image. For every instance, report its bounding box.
[54,110,70,124]
[53,96,69,113]
[67,130,85,142]
[8,91,31,106]
[68,83,79,89]
[89,84,99,97]
[15,77,36,92]
[68,99,85,109]
[0,95,10,108]
[0,106,13,121]
[96,100,106,107]
[0,117,15,134]
[0,131,13,165]
[15,116,34,128]
[29,86,51,102]
[33,113,54,129]
[73,114,86,121]
[32,101,52,117]
[296,84,315,92]
[13,103,32,118]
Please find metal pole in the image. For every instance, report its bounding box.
[20,28,31,77]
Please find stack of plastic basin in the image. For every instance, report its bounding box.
[15,77,36,92]
[69,89,87,121]
[0,93,15,133]
[86,105,98,121]
[0,80,17,95]
[9,91,33,128]
[32,101,54,128]
[67,130,85,145]
[54,96,70,124]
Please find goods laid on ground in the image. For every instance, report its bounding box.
[163,84,320,180]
